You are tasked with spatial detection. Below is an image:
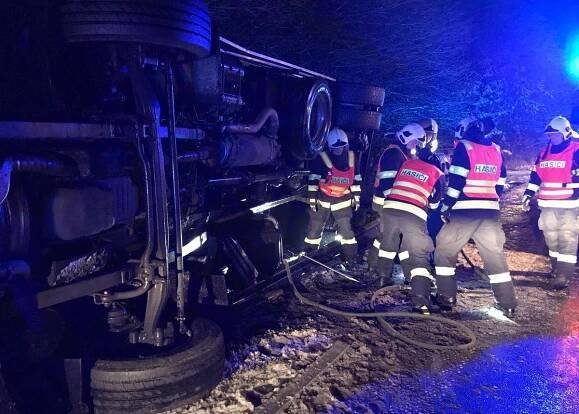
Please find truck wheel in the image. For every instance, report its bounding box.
[91,317,224,414]
[61,0,212,57]
[336,83,386,108]
[336,108,382,131]
[281,81,333,160]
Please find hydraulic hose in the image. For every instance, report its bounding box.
[284,261,477,351]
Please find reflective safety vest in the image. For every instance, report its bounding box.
[536,141,579,207]
[374,145,407,188]
[462,140,501,200]
[384,158,443,220]
[319,151,355,197]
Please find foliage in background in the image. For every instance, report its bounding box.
[206,0,473,134]
[206,0,578,158]
[465,1,576,162]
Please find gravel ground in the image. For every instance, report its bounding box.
[166,173,578,414]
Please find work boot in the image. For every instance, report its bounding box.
[411,293,431,315]
[493,304,516,319]
[549,272,569,290]
[412,305,431,315]
[548,258,557,278]
[434,295,455,312]
[304,244,318,255]
[338,260,359,274]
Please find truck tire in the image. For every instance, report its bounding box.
[336,108,382,131]
[281,81,333,160]
[91,317,224,414]
[336,83,386,107]
[61,0,212,57]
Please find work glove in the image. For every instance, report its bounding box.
[309,198,318,212]
[353,197,360,211]
[521,194,531,212]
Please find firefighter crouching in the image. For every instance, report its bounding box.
[522,116,579,290]
[367,131,417,274]
[375,123,445,314]
[434,118,517,318]
[304,128,361,266]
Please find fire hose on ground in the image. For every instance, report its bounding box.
[283,260,477,351]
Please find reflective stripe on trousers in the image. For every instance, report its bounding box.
[434,214,516,308]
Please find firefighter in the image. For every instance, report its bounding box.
[420,118,440,155]
[418,118,446,241]
[453,117,476,147]
[375,123,445,313]
[434,118,517,318]
[522,116,579,290]
[367,128,423,274]
[304,128,361,266]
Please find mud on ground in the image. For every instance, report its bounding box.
[166,172,579,414]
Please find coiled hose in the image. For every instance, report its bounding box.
[284,261,477,351]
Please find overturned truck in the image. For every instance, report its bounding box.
[0,1,385,412]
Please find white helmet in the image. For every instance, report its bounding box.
[419,118,439,138]
[454,117,476,140]
[397,123,426,148]
[327,127,349,148]
[545,116,579,139]
[419,118,439,152]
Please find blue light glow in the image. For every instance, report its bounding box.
[332,335,579,413]
[565,32,579,83]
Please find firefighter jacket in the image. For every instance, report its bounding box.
[383,157,444,221]
[373,143,408,208]
[418,147,448,176]
[524,140,579,208]
[442,136,506,213]
[307,150,361,202]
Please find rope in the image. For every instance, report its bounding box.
[284,261,477,351]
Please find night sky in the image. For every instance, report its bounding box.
[3,0,579,148]
[207,0,579,143]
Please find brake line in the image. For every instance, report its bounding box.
[284,261,477,351]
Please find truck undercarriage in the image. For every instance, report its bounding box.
[0,1,385,412]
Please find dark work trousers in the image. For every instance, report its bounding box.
[367,199,383,270]
[368,200,411,279]
[304,193,357,261]
[434,212,517,309]
[376,209,434,306]
[427,212,444,243]
[538,207,578,280]
[426,211,444,269]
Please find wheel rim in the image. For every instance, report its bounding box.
[303,82,332,158]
